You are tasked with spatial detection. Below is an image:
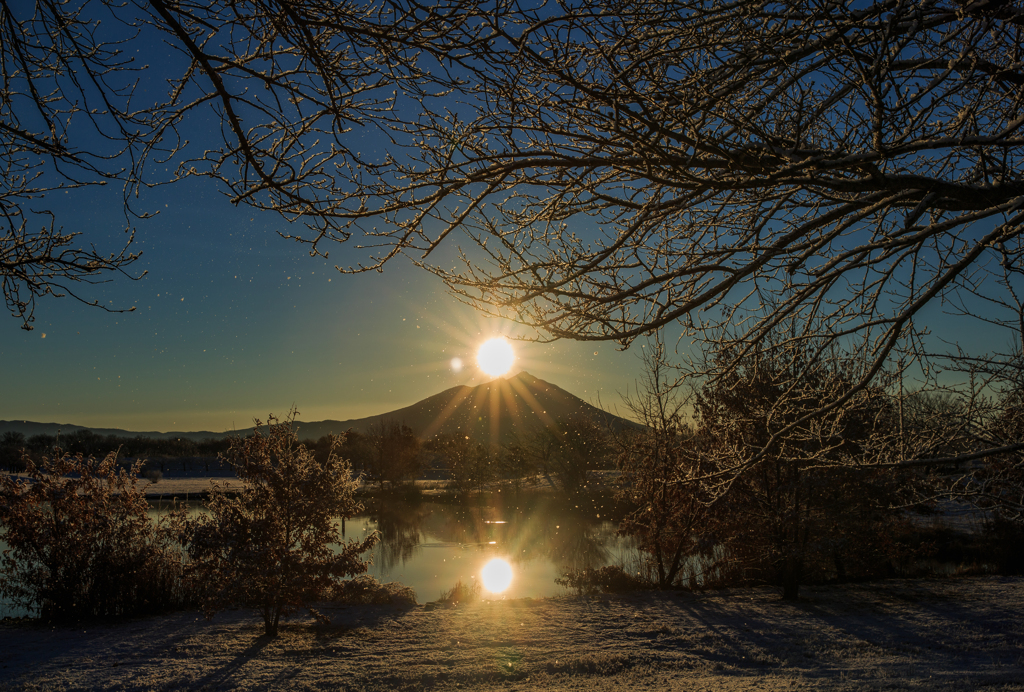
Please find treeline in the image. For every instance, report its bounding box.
[294,418,617,496]
[0,429,231,471]
[0,420,620,501]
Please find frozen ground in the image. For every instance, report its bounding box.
[1,576,1021,691]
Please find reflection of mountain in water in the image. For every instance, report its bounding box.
[367,494,627,576]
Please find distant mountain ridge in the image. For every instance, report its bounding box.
[0,420,226,442]
[1,372,639,446]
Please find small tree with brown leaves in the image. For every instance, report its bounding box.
[0,453,189,622]
[178,414,377,636]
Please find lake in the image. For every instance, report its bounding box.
[345,493,637,601]
[1,492,638,618]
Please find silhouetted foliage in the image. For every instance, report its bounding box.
[691,337,909,599]
[967,385,1024,522]
[0,431,27,472]
[0,453,191,622]
[2,429,232,470]
[337,429,374,475]
[174,414,376,636]
[428,433,494,493]
[616,340,720,588]
[496,442,538,494]
[529,418,612,498]
[556,565,648,596]
[984,517,1024,575]
[365,420,421,491]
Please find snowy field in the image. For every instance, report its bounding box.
[1,576,1021,691]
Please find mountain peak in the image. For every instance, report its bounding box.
[1,374,639,446]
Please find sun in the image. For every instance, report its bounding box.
[477,337,515,377]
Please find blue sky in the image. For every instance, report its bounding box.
[1,171,650,433]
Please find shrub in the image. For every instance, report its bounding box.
[334,575,417,607]
[435,579,481,605]
[175,413,378,636]
[0,453,191,622]
[556,565,649,596]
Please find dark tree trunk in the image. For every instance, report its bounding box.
[782,461,803,600]
[782,556,801,600]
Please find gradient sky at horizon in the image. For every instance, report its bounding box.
[1,170,655,433]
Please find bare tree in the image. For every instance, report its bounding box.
[365,419,421,490]
[0,0,158,328]
[615,339,719,589]
[13,1,1024,354]
[325,0,1024,474]
[0,0,435,327]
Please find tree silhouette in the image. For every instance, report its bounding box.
[690,334,907,599]
[177,413,376,636]
[615,339,719,588]
[365,419,421,490]
[428,432,493,493]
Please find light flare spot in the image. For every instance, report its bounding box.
[481,557,513,593]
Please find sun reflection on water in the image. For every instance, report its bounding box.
[481,557,514,593]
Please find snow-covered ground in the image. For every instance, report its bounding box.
[2,576,1021,691]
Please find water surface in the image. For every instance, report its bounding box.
[1,492,635,618]
[351,493,635,601]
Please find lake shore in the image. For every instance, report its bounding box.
[138,474,570,501]
[1,576,1021,691]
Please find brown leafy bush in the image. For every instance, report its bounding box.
[174,413,378,636]
[0,453,191,622]
[556,565,649,596]
[334,575,417,607]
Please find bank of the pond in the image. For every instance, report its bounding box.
[138,473,618,501]
[140,475,243,500]
[1,576,1021,691]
